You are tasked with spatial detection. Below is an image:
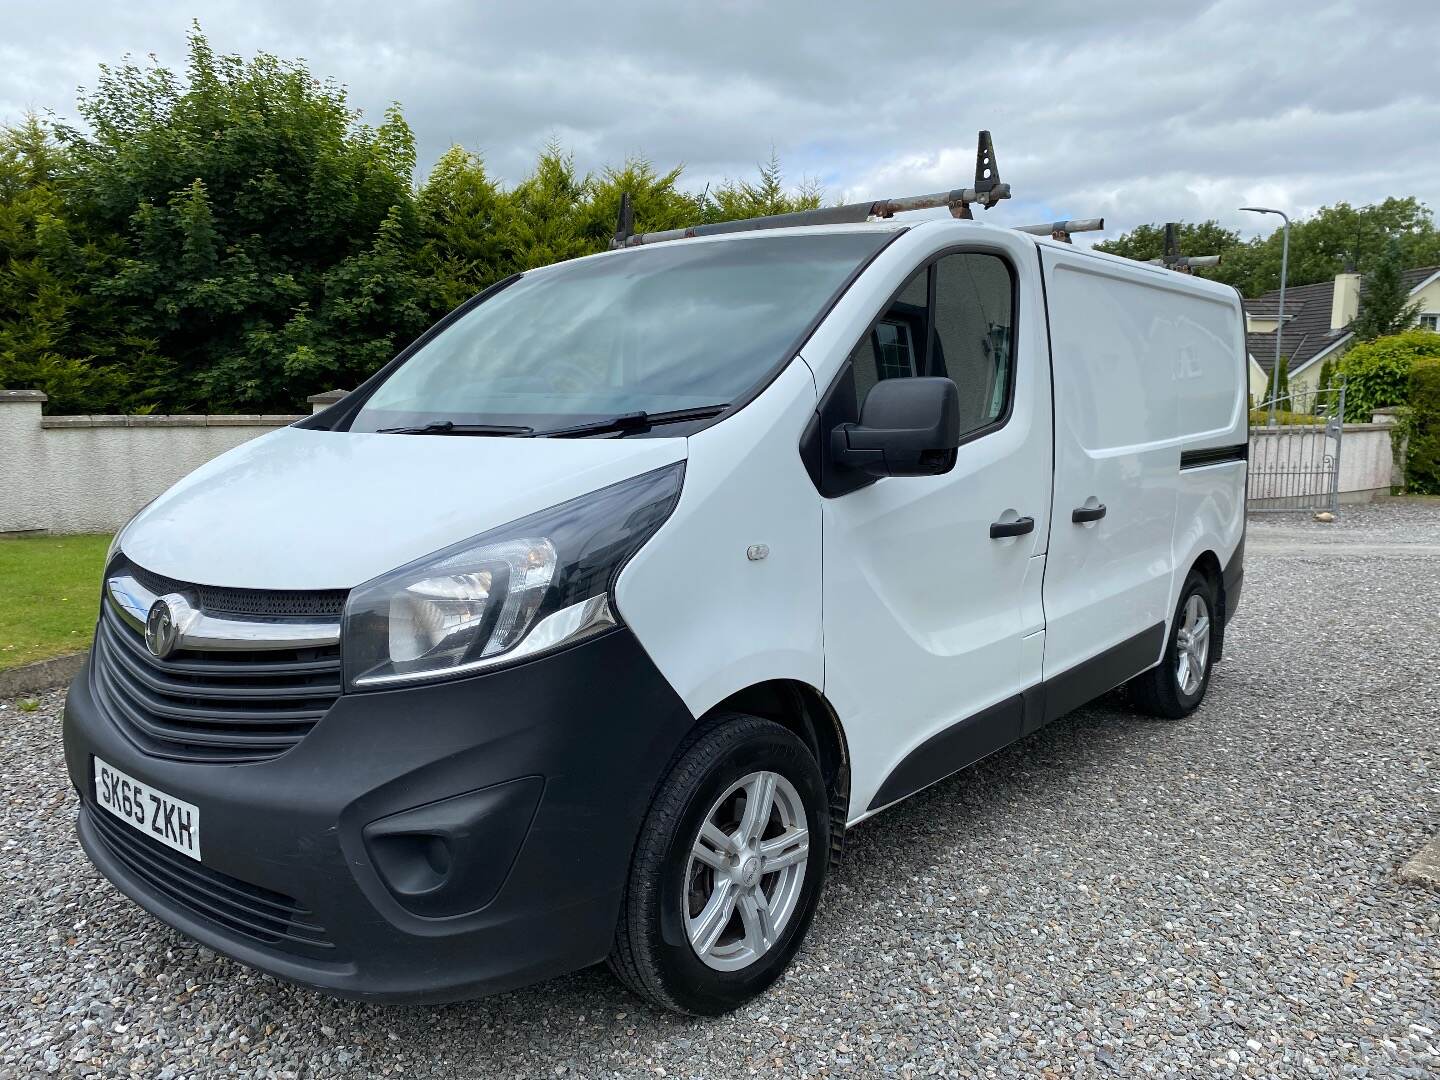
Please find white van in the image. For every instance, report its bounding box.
[64,212,1247,1016]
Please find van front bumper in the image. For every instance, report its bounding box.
[63,627,694,1003]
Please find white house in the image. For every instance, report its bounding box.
[1244,265,1440,408]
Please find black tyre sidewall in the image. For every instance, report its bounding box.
[652,725,830,1015]
[1171,571,1217,710]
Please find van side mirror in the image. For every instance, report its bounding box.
[830,377,961,478]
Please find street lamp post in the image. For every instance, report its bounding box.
[1240,206,1291,427]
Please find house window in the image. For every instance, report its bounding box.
[1421,313,1439,332]
[874,320,917,380]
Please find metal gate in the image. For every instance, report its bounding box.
[1246,383,1346,513]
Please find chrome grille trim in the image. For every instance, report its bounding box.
[91,559,345,765]
[114,555,347,618]
[106,573,340,652]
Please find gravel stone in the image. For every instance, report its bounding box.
[2,500,1437,1077]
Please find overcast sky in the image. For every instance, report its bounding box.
[3,1,1434,243]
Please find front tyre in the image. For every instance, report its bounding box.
[1129,568,1218,719]
[608,713,830,1015]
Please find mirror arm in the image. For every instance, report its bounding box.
[830,424,887,474]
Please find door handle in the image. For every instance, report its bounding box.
[989,516,1035,539]
[1072,504,1107,523]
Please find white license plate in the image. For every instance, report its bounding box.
[93,756,201,861]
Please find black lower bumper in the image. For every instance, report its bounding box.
[63,627,694,1003]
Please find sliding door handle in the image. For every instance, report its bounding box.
[1072,504,1107,523]
[989,516,1035,539]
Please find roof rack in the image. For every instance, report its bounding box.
[1144,223,1223,272]
[1013,218,1105,244]
[612,131,1011,249]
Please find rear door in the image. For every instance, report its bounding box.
[820,231,1053,817]
[1038,249,1179,712]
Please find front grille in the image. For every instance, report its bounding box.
[88,804,335,954]
[114,556,347,618]
[92,589,342,766]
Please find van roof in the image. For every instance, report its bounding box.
[556,218,1241,302]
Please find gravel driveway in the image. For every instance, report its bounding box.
[3,501,1437,1078]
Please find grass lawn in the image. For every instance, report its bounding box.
[0,534,112,670]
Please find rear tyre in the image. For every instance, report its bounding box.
[608,713,830,1015]
[1129,569,1217,720]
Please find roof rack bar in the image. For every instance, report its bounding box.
[1014,218,1104,243]
[613,130,1010,248]
[1147,254,1222,269]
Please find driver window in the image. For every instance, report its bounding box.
[849,268,928,410]
[932,253,1014,434]
[846,253,1015,438]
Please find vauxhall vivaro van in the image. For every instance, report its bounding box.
[65,211,1246,1015]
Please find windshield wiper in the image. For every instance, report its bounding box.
[375,421,535,436]
[534,405,729,439]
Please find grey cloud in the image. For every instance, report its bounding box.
[2,0,1433,243]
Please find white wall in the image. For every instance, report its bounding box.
[1247,422,1394,504]
[0,390,342,535]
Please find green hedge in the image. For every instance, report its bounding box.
[1248,408,1329,427]
[1338,330,1440,421]
[1406,358,1440,494]
[0,29,822,414]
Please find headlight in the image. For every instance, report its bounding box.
[343,462,684,690]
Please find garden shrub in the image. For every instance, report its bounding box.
[1404,357,1440,494]
[1337,330,1440,421]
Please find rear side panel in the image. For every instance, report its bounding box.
[1039,247,1246,683]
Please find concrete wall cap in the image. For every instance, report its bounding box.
[0,389,48,402]
[37,413,303,429]
[306,389,350,405]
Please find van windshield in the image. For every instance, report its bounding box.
[348,231,893,435]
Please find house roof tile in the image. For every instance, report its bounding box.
[1243,265,1440,374]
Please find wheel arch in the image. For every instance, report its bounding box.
[1187,549,1226,663]
[702,680,851,861]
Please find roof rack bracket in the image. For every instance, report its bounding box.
[948,130,1004,219]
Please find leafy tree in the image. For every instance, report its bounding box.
[51,25,430,411]
[413,145,816,313]
[580,159,698,247]
[0,115,145,410]
[1352,239,1420,341]
[696,153,822,223]
[2,28,829,413]
[1104,199,1440,299]
[414,147,510,312]
[1219,198,1440,298]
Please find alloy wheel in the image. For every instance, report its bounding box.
[1174,593,1211,696]
[684,770,810,972]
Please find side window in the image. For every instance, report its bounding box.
[931,253,1015,436]
[844,253,1015,438]
[849,269,928,411]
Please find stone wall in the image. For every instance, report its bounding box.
[1,390,344,535]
